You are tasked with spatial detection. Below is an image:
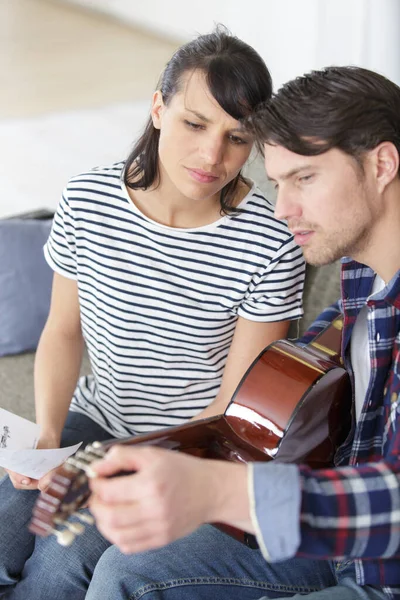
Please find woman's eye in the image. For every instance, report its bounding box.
[184,120,203,130]
[229,135,247,145]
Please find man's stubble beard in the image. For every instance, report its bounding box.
[302,222,372,267]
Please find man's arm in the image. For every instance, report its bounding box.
[87,444,400,562]
[297,300,342,346]
[298,459,400,559]
[88,445,253,554]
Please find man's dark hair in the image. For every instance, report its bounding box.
[249,66,400,175]
[124,26,273,213]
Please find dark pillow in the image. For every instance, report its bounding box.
[0,218,53,356]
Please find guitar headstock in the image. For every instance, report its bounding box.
[28,441,106,545]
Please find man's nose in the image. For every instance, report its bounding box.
[274,188,302,222]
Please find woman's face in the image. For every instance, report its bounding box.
[151,69,253,204]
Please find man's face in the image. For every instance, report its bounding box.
[264,144,379,266]
[151,69,253,204]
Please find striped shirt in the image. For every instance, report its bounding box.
[44,162,305,437]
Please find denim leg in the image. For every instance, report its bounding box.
[0,411,113,599]
[1,510,112,600]
[86,525,337,600]
[0,479,38,589]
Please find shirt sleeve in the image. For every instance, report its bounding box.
[249,462,301,562]
[297,300,343,346]
[44,188,77,280]
[238,236,305,323]
[296,459,400,560]
[249,458,400,562]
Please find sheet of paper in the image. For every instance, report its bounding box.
[0,407,41,450]
[0,443,82,479]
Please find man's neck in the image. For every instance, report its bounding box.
[353,188,400,284]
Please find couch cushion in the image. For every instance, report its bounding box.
[0,218,53,356]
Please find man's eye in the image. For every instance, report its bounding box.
[299,175,314,183]
[184,120,203,130]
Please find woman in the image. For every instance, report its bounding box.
[0,27,305,599]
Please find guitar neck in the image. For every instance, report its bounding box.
[102,414,221,456]
[101,414,267,463]
[308,315,343,363]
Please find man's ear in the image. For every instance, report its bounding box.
[151,91,164,130]
[373,141,399,192]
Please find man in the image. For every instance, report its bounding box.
[84,66,400,599]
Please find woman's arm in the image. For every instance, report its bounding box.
[35,272,84,446]
[7,273,84,490]
[192,316,290,420]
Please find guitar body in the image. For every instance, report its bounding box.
[29,318,352,546]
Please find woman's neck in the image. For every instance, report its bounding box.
[126,171,250,229]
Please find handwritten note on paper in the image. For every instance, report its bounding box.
[0,408,41,450]
[0,408,82,478]
[0,443,82,479]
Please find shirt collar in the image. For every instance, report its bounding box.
[341,258,400,310]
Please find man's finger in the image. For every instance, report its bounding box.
[87,445,164,479]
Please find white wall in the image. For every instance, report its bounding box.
[66,0,400,88]
[3,0,399,217]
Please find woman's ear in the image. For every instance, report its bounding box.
[151,91,164,130]
[373,141,399,192]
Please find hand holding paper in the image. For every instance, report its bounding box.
[0,408,81,479]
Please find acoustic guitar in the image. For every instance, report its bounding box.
[29,316,352,548]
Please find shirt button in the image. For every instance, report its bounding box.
[376,332,380,342]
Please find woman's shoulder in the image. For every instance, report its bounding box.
[66,161,125,188]
[59,161,129,219]
[234,181,293,240]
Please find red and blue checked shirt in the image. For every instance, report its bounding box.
[251,258,400,598]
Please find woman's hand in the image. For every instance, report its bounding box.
[5,468,39,490]
[6,436,60,491]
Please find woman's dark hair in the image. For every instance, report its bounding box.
[124,26,273,214]
[249,66,400,175]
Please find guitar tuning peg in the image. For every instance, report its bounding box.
[84,443,106,458]
[91,441,103,449]
[73,511,95,525]
[67,456,91,472]
[64,462,79,473]
[52,528,76,547]
[54,518,85,536]
[66,522,85,535]
[75,450,89,460]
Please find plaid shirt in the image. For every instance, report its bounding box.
[298,258,400,597]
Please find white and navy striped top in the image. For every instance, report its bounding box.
[44,162,305,437]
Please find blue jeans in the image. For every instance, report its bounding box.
[84,526,387,600]
[0,411,113,599]
[0,415,388,600]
